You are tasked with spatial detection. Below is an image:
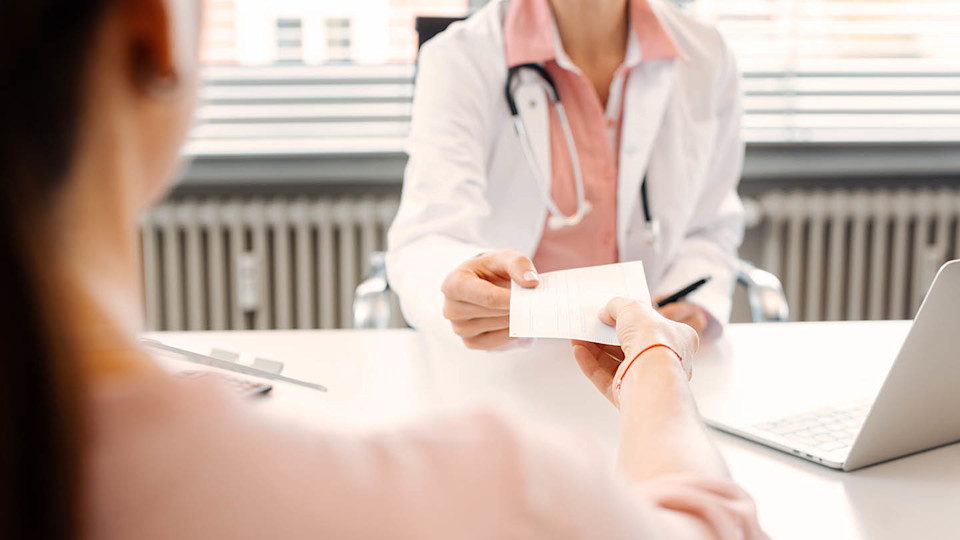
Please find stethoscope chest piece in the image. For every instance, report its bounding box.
[546,199,592,230]
[644,218,662,251]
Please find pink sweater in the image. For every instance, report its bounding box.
[83,369,765,539]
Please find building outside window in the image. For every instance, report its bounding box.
[276,17,305,64]
[200,0,467,64]
[323,18,353,63]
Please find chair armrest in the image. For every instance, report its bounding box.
[353,252,394,329]
[736,259,790,323]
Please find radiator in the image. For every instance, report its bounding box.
[141,190,960,330]
[756,189,960,322]
[140,196,400,331]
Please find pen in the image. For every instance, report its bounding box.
[656,277,712,308]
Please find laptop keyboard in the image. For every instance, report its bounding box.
[755,401,871,452]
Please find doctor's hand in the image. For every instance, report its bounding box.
[573,298,699,406]
[440,250,540,350]
[655,298,710,338]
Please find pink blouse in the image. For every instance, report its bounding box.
[82,368,766,539]
[503,0,681,273]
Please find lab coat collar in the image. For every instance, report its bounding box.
[549,18,642,74]
[503,0,681,68]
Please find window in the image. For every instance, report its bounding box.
[189,0,467,156]
[189,0,960,157]
[689,0,960,142]
[276,18,304,64]
[198,0,468,65]
[323,18,353,63]
[200,0,238,64]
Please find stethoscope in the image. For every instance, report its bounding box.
[505,63,661,248]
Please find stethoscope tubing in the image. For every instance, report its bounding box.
[506,62,657,243]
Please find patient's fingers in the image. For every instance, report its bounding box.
[572,342,618,404]
[598,343,625,361]
[598,297,699,364]
[571,341,624,362]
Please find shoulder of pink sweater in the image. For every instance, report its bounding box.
[82,372,610,539]
[84,370,737,540]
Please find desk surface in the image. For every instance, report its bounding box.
[147,321,960,540]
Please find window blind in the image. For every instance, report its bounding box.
[689,0,960,142]
[186,64,415,156]
[187,0,960,156]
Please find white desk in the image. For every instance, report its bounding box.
[147,321,960,540]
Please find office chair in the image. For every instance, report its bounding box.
[415,16,467,50]
[736,259,789,323]
[353,252,393,329]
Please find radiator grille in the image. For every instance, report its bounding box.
[141,190,960,330]
[140,196,400,331]
[758,189,960,321]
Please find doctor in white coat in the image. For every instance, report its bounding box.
[387,0,744,350]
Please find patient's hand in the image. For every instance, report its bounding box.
[440,250,539,350]
[573,298,699,406]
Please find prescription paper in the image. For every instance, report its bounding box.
[509,261,650,345]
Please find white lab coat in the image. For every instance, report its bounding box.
[387,0,744,341]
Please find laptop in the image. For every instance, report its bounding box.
[700,259,960,471]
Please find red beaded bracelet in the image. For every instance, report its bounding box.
[614,343,683,401]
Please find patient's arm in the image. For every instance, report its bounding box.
[572,298,765,538]
[616,348,730,482]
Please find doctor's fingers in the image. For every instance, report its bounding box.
[472,250,540,288]
[658,302,709,337]
[462,329,513,350]
[442,299,508,320]
[441,270,511,310]
[450,316,510,338]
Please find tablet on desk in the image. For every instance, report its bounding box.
[141,338,327,393]
[173,370,273,398]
